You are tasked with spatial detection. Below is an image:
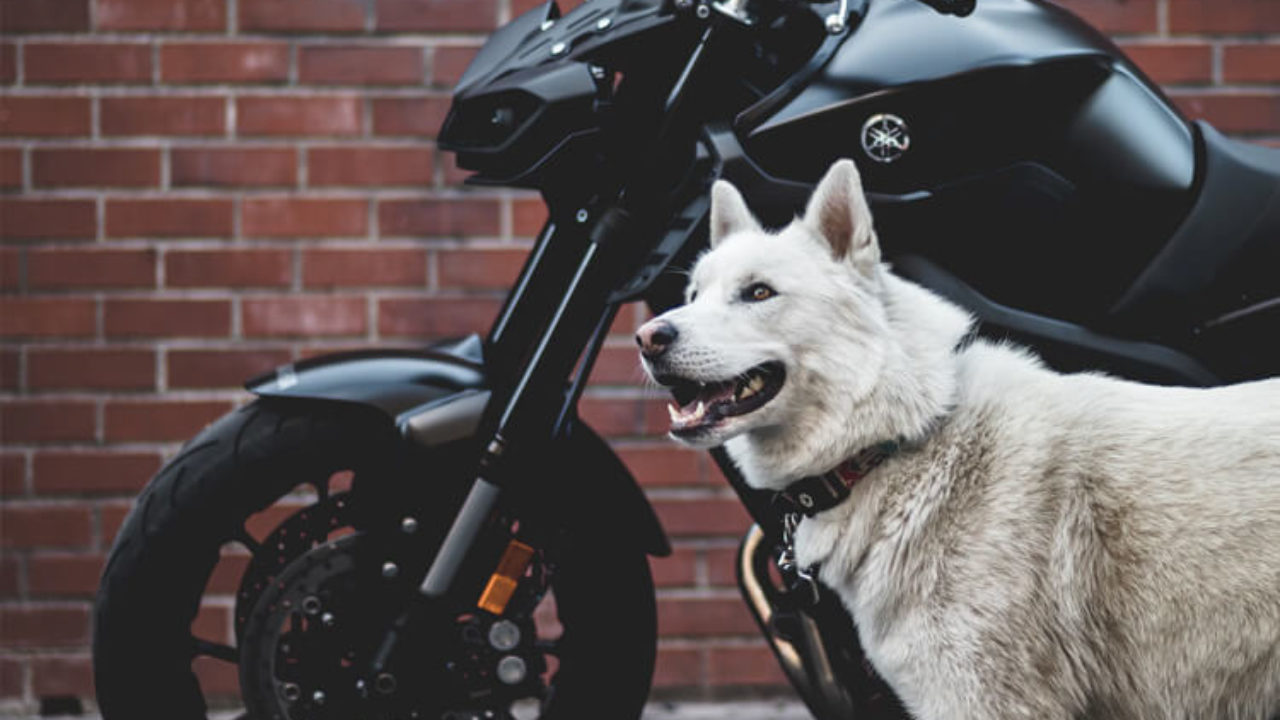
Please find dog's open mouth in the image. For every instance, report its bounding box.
[658,362,785,437]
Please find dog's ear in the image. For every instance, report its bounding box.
[710,179,761,248]
[802,159,880,273]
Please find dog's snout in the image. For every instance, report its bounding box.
[636,319,678,358]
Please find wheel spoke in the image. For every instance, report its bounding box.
[193,637,239,663]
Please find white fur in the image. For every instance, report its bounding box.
[641,160,1280,719]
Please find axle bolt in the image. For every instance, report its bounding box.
[321,611,336,627]
[575,208,589,223]
[382,561,399,579]
[281,683,301,703]
[375,672,398,695]
[401,517,419,534]
[312,689,326,705]
[301,595,321,615]
[695,3,711,18]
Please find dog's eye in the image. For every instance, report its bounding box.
[742,283,776,302]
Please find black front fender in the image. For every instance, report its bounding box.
[245,336,669,557]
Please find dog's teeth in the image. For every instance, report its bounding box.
[739,384,756,400]
[694,400,706,419]
[749,375,765,392]
[668,403,680,423]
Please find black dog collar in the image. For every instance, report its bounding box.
[773,440,901,517]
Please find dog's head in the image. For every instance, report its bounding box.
[638,159,891,452]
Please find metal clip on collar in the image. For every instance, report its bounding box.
[778,513,821,608]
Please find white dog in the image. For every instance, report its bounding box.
[637,159,1280,719]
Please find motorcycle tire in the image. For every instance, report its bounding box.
[93,398,657,719]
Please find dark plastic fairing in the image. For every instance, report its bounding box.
[742,0,1196,325]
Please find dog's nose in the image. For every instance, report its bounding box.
[636,319,678,358]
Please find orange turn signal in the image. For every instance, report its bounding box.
[477,539,535,615]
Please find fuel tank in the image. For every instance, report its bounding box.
[742,0,1198,324]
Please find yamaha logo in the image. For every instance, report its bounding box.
[861,113,911,164]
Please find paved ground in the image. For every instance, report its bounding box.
[1,701,816,720]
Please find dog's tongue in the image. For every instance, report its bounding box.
[668,382,735,432]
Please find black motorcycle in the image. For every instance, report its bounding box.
[93,0,1280,717]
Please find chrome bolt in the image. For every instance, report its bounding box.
[540,19,555,31]
[596,16,612,30]
[375,672,398,695]
[281,682,301,702]
[382,561,399,579]
[695,4,711,18]
[575,208,589,223]
[496,655,528,685]
[675,0,693,8]
[312,689,326,705]
[301,595,321,615]
[825,13,846,33]
[401,516,419,534]
[488,619,521,651]
[550,41,567,56]
[321,611,336,627]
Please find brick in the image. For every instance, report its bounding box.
[101,96,226,136]
[588,346,647,386]
[33,451,160,495]
[577,396,643,437]
[237,96,362,137]
[0,199,96,240]
[308,146,434,186]
[242,197,367,238]
[96,0,226,31]
[1168,0,1280,34]
[1120,43,1213,85]
[24,43,152,84]
[161,41,290,84]
[657,597,756,637]
[33,148,161,188]
[652,647,703,689]
[376,0,498,32]
[239,0,366,32]
[437,247,526,290]
[379,198,500,237]
[28,348,155,390]
[0,97,92,137]
[371,96,451,137]
[1173,93,1280,135]
[1223,44,1280,85]
[31,655,93,697]
[106,198,233,238]
[0,606,90,648]
[171,146,296,186]
[0,248,20,291]
[28,248,156,290]
[0,42,12,84]
[0,553,19,593]
[377,296,498,338]
[433,44,480,87]
[512,197,548,237]
[0,0,90,32]
[0,148,20,189]
[299,46,424,86]
[707,645,787,686]
[99,502,132,545]
[168,348,290,388]
[1052,0,1157,34]
[650,546,697,588]
[0,657,21,698]
[192,603,230,643]
[706,546,738,587]
[0,505,93,548]
[104,399,232,442]
[104,299,231,338]
[0,298,96,338]
[28,554,105,597]
[1,453,25,496]
[165,248,293,288]
[617,444,702,487]
[302,248,426,287]
[652,498,752,537]
[242,295,367,337]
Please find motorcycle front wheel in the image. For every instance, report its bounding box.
[93,398,657,719]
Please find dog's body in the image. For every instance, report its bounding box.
[638,160,1280,719]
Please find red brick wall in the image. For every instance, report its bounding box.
[0,0,1277,712]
